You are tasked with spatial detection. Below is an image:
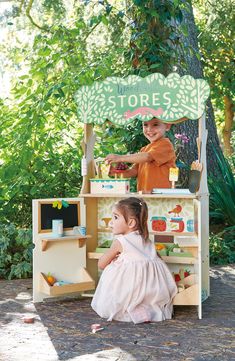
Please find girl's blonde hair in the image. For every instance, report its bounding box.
[115,197,149,242]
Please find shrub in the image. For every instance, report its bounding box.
[208,150,235,264]
[209,152,235,226]
[210,227,235,265]
[0,223,33,280]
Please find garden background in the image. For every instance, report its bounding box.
[0,0,234,280]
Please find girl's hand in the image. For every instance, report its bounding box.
[113,252,121,261]
[98,240,122,270]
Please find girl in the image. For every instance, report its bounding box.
[91,197,177,324]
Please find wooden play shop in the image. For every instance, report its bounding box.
[33,73,210,319]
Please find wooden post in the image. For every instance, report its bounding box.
[80,124,96,194]
[198,113,210,302]
[198,113,208,195]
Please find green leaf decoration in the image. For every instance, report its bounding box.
[75,72,210,125]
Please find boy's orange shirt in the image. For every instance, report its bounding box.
[135,138,176,192]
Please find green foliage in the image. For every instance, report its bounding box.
[0,3,130,227]
[208,149,235,265]
[42,0,66,19]
[209,151,235,226]
[194,0,235,110]
[125,0,188,76]
[0,84,84,226]
[227,133,235,172]
[0,223,33,279]
[210,229,235,265]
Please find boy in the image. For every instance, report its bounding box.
[105,118,176,192]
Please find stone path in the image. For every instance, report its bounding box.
[0,265,235,361]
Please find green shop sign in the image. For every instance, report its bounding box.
[75,72,210,126]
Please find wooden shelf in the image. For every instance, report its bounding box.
[41,235,91,251]
[97,229,198,237]
[88,252,197,264]
[88,252,103,260]
[161,256,197,264]
[40,270,95,296]
[98,228,111,233]
[80,193,197,199]
[151,231,197,237]
[175,243,198,248]
[173,275,199,305]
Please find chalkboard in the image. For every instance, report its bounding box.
[39,202,80,232]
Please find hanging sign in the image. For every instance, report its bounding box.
[75,72,210,126]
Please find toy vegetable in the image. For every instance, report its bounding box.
[46,273,56,286]
[155,243,166,251]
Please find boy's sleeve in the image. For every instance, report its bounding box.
[148,139,176,165]
[132,163,139,173]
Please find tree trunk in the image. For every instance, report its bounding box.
[223,95,234,156]
[174,1,224,177]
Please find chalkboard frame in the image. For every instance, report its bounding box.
[38,200,81,233]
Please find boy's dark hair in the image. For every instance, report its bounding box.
[115,197,149,242]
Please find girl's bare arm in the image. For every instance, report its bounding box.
[98,240,122,270]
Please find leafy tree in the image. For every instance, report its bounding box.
[0,0,233,227]
[0,1,130,226]
[193,0,235,156]
[100,0,225,177]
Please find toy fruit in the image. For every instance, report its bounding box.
[174,274,181,282]
[174,269,190,283]
[114,162,128,171]
[46,273,56,286]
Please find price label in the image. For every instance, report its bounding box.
[169,167,179,181]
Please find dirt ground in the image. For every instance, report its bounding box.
[0,265,235,361]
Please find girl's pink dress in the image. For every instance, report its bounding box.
[91,231,177,324]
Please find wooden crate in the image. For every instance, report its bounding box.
[40,269,95,296]
[173,274,199,305]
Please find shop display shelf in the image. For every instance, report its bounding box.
[40,270,95,296]
[41,235,91,251]
[173,274,199,305]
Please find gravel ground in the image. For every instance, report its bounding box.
[0,265,234,361]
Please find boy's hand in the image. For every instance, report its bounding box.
[105,154,121,164]
[108,165,116,176]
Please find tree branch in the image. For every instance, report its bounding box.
[25,0,49,32]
